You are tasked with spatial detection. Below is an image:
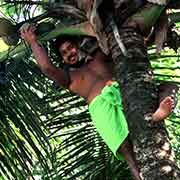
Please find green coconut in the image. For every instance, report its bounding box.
[36,22,55,35]
[0,18,15,37]
[2,34,19,46]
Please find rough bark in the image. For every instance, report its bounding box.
[103,17,180,180]
[74,0,180,179]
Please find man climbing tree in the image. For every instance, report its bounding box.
[21,23,176,180]
[0,0,179,179]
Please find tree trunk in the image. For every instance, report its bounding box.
[75,0,180,178]
[104,18,180,179]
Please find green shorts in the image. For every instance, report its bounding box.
[89,82,129,160]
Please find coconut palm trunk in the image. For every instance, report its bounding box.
[104,17,180,179]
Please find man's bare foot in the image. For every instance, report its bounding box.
[152,96,174,122]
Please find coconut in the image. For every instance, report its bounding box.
[20,22,55,35]
[2,34,19,46]
[36,22,55,35]
[0,18,15,36]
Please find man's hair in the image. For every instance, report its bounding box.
[55,35,80,50]
[51,35,81,58]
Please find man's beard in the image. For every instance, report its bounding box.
[67,49,88,68]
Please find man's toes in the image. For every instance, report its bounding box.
[170,97,174,103]
[166,97,174,105]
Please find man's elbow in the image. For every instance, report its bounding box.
[40,65,54,76]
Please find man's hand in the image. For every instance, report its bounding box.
[20,23,37,44]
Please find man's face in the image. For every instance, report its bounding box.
[59,41,79,65]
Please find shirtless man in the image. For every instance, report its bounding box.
[20,25,174,180]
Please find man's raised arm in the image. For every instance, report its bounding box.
[20,25,69,88]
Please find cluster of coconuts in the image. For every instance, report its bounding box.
[0,18,19,46]
[0,17,55,46]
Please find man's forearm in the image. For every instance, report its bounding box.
[29,40,68,87]
[30,41,53,73]
[20,25,69,87]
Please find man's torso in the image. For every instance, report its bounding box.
[68,51,114,103]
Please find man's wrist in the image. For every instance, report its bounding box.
[30,40,38,46]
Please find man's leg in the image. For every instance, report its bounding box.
[118,138,142,180]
